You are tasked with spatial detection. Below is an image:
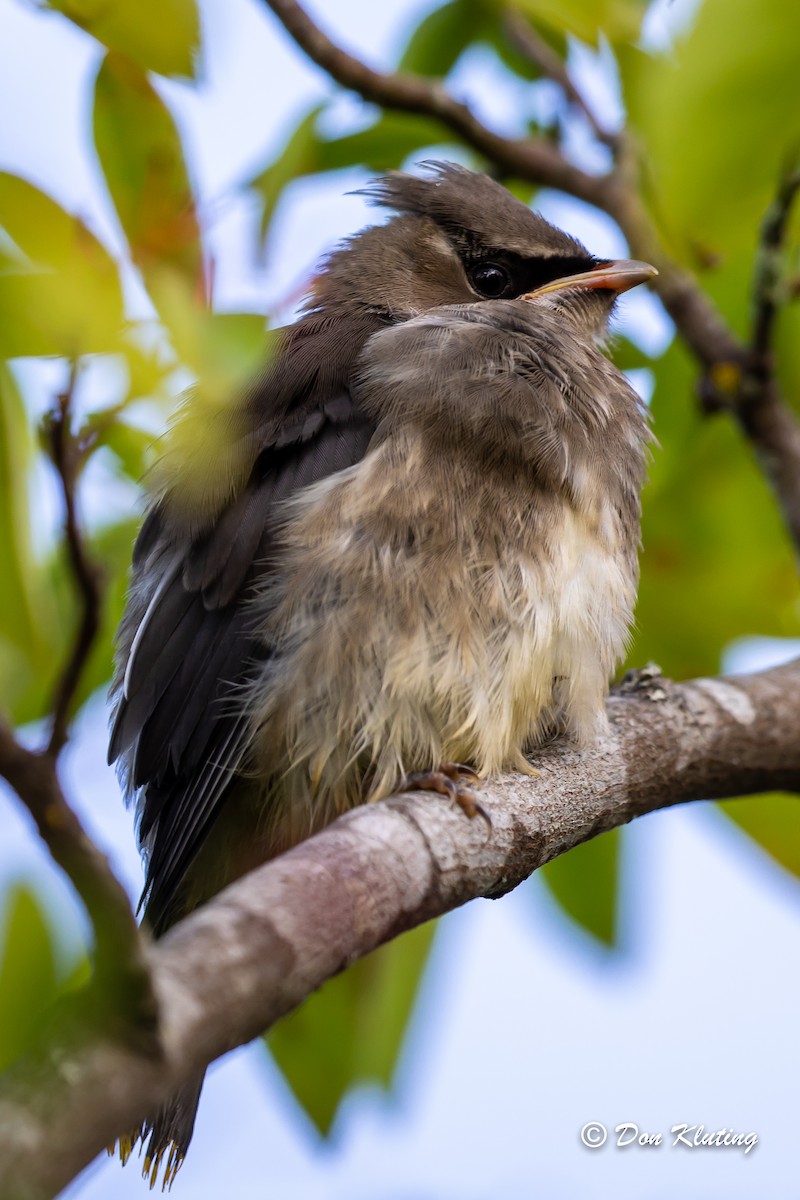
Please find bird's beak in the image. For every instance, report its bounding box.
[522,259,658,301]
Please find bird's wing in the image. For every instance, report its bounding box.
[109,387,375,933]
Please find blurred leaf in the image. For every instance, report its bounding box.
[317,112,458,173]
[398,0,568,81]
[540,829,620,946]
[120,335,176,407]
[399,0,486,76]
[247,104,327,248]
[45,0,201,80]
[621,0,800,261]
[89,419,155,481]
[148,285,265,393]
[93,52,203,300]
[1,512,139,726]
[510,0,646,46]
[267,922,435,1135]
[0,886,59,1070]
[0,364,45,660]
[247,106,457,250]
[609,334,655,372]
[0,173,124,357]
[722,794,800,880]
[631,341,799,679]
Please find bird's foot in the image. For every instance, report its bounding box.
[400,762,490,826]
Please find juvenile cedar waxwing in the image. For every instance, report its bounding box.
[109,162,655,1183]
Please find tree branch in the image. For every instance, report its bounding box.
[263,0,612,208]
[262,0,800,557]
[0,361,156,1033]
[2,659,799,1199]
[734,169,800,551]
[501,10,618,150]
[43,361,103,757]
[0,719,156,1025]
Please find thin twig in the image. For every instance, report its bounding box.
[751,167,800,373]
[45,361,103,756]
[731,167,800,551]
[501,9,618,150]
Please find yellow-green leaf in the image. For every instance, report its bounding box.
[93,53,203,300]
[0,365,50,666]
[511,0,646,46]
[0,173,124,357]
[44,0,201,80]
[621,0,800,260]
[247,105,327,249]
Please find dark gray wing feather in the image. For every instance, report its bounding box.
[110,382,375,935]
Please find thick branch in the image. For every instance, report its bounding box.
[2,659,799,1200]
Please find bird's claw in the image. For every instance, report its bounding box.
[400,763,491,828]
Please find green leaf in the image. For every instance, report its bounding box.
[0,364,44,659]
[540,829,620,946]
[247,105,328,248]
[89,419,155,481]
[0,173,125,357]
[93,52,203,300]
[398,0,486,77]
[0,886,59,1070]
[620,0,800,261]
[267,922,436,1135]
[247,106,458,250]
[608,334,655,372]
[148,297,266,394]
[510,0,646,46]
[44,0,201,80]
[722,794,800,880]
[632,341,799,679]
[317,112,459,173]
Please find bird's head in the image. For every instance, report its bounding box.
[308,161,655,339]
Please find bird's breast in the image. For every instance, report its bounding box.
[251,434,637,806]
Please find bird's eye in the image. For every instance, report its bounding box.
[469,262,512,299]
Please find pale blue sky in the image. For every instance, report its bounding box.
[1,0,798,1197]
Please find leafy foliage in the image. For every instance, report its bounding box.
[0,885,87,1071]
[268,923,436,1134]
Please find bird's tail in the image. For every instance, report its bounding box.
[112,1072,205,1191]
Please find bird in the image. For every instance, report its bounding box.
[109,161,654,1185]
